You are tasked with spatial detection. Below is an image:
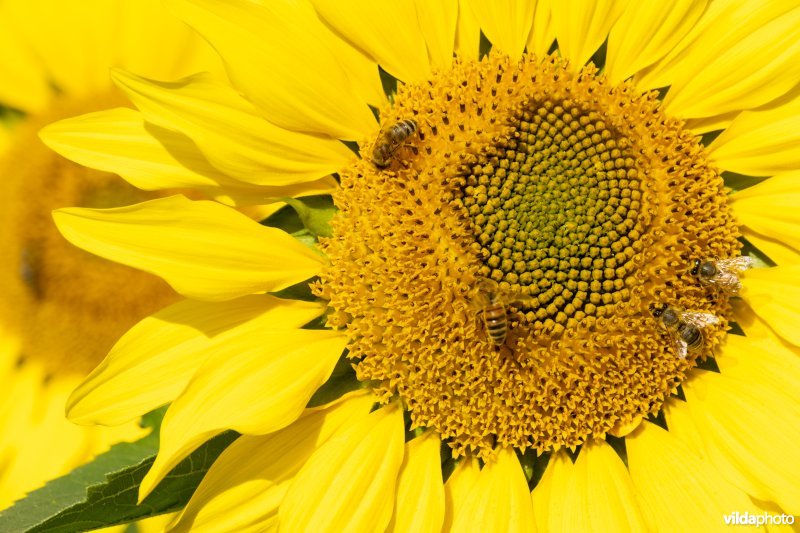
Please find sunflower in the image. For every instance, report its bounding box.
[41,0,800,530]
[0,0,221,522]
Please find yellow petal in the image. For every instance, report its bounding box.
[170,393,375,532]
[455,0,482,61]
[388,431,445,533]
[709,97,800,176]
[605,0,708,85]
[40,108,339,207]
[731,173,800,255]
[416,0,458,71]
[324,31,387,109]
[443,456,481,531]
[650,3,800,119]
[740,265,800,348]
[673,354,800,516]
[550,0,629,69]
[526,0,555,58]
[279,403,406,532]
[626,421,761,532]
[140,328,346,500]
[168,0,376,139]
[464,0,536,59]
[111,70,356,186]
[53,195,324,301]
[310,0,432,83]
[532,442,647,531]
[530,451,570,532]
[451,448,536,533]
[40,108,229,191]
[744,228,800,266]
[67,296,322,426]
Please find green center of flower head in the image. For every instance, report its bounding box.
[0,92,179,376]
[316,52,740,458]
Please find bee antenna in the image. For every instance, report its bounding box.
[690,259,700,276]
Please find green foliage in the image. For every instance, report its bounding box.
[0,414,237,533]
[262,195,337,238]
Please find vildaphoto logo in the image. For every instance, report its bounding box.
[723,511,795,526]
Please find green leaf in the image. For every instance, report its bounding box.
[280,196,336,238]
[0,428,237,532]
[261,195,337,238]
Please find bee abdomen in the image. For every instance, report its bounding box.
[678,323,703,351]
[483,304,507,344]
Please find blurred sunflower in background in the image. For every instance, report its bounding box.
[38,0,800,531]
[0,0,221,526]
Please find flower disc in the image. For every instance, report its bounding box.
[316,53,740,457]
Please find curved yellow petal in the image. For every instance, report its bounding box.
[443,456,480,531]
[39,108,339,206]
[40,108,230,191]
[310,0,431,84]
[550,0,629,69]
[112,70,356,186]
[530,451,569,532]
[455,0,482,61]
[168,0,375,140]
[324,31,387,109]
[531,442,647,531]
[451,448,536,533]
[740,265,800,348]
[637,1,787,88]
[140,328,346,500]
[742,228,800,266]
[279,403,406,532]
[605,0,707,85]
[652,3,800,120]
[53,196,324,301]
[671,337,800,515]
[67,296,322,426]
[416,0,458,71]
[388,431,445,533]
[709,98,800,176]
[730,173,800,255]
[464,0,536,59]
[526,0,555,58]
[626,421,761,531]
[170,393,375,532]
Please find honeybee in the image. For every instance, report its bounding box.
[472,278,533,346]
[691,256,754,294]
[650,303,719,359]
[371,119,417,168]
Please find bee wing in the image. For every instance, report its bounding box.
[681,311,720,329]
[716,256,755,273]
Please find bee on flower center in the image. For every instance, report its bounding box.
[691,256,754,294]
[371,119,418,168]
[649,303,719,359]
[472,278,533,347]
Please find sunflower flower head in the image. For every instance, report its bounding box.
[37,0,800,530]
